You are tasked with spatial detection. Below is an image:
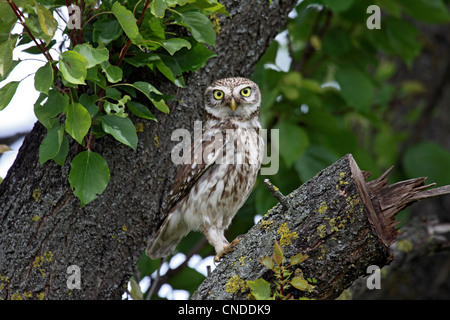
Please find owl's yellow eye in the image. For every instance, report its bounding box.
[240,87,251,97]
[213,90,224,100]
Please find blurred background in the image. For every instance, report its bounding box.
[1,0,449,299]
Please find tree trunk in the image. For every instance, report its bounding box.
[191,154,450,300]
[0,0,298,300]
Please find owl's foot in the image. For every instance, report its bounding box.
[214,236,243,262]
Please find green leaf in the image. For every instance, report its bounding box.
[101,115,138,150]
[0,60,19,83]
[397,0,450,23]
[289,253,309,266]
[34,90,69,128]
[93,19,123,45]
[177,10,216,46]
[273,240,284,265]
[295,145,338,182]
[336,67,373,112]
[0,37,17,79]
[275,122,309,168]
[154,59,179,85]
[111,2,144,44]
[146,15,166,40]
[65,102,91,144]
[59,51,88,85]
[258,256,274,270]
[0,81,19,111]
[54,135,69,166]
[290,276,309,291]
[117,83,169,113]
[137,252,161,278]
[127,101,156,121]
[0,3,18,44]
[322,27,351,57]
[103,94,130,117]
[73,43,109,68]
[35,2,58,43]
[151,0,168,18]
[279,72,302,100]
[175,41,217,72]
[166,266,205,295]
[150,97,170,114]
[100,61,123,83]
[129,278,143,300]
[247,278,272,300]
[105,87,122,100]
[25,16,51,44]
[403,142,450,187]
[79,94,99,117]
[132,81,163,96]
[322,0,355,13]
[384,18,421,63]
[69,150,110,207]
[86,67,107,89]
[39,124,64,164]
[160,38,192,55]
[34,62,53,94]
[22,39,56,55]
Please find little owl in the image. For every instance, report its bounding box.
[146,77,264,262]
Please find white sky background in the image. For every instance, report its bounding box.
[0,9,66,177]
[0,6,296,299]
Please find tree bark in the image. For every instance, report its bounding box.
[0,0,298,300]
[191,154,450,300]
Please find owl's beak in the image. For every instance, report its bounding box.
[230,98,237,111]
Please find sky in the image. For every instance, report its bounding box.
[0,13,62,178]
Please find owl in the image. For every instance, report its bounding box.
[146,77,264,262]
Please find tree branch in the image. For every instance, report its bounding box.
[0,0,299,300]
[191,154,450,300]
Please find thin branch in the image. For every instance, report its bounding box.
[7,0,57,73]
[264,178,290,211]
[116,0,151,67]
[296,8,332,73]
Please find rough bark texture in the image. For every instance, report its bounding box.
[0,0,298,300]
[191,154,449,300]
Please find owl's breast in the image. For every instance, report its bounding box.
[180,126,264,231]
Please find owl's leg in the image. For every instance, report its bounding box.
[202,225,242,262]
[214,236,242,262]
[201,225,230,262]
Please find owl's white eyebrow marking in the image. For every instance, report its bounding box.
[211,86,231,95]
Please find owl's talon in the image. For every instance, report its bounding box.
[214,236,243,262]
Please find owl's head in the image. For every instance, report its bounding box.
[204,77,261,121]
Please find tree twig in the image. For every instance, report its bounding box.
[263,178,290,211]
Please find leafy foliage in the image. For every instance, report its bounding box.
[1,0,449,300]
[247,240,313,300]
[250,0,450,222]
[0,0,224,206]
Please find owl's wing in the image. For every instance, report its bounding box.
[146,129,229,259]
[165,128,229,213]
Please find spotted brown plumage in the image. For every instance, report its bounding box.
[146,77,264,262]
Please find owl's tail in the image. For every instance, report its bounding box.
[146,212,189,259]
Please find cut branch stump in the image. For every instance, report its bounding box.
[192,154,450,300]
